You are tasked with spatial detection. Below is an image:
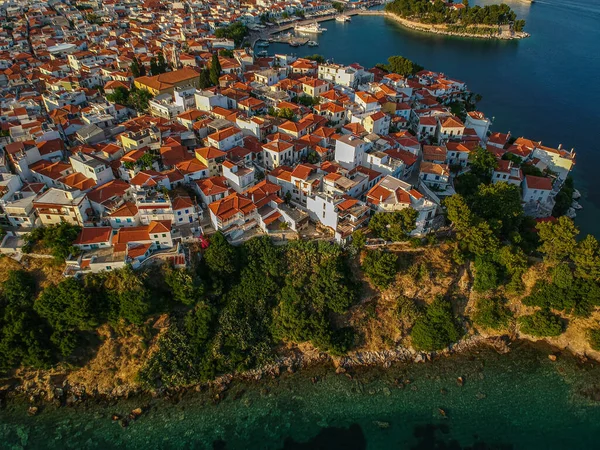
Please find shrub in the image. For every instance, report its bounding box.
[587,328,600,351]
[411,296,462,351]
[362,250,398,289]
[473,257,500,292]
[472,297,512,330]
[518,310,564,337]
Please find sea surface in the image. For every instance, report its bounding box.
[2,342,600,449]
[269,0,600,237]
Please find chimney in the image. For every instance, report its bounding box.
[558,144,563,150]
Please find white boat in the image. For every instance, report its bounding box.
[572,201,583,210]
[335,15,351,22]
[294,22,327,34]
[307,40,318,47]
[567,207,577,219]
[572,189,581,199]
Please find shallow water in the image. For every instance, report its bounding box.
[2,342,600,449]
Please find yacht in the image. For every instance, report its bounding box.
[307,40,319,47]
[294,22,327,34]
[335,15,351,22]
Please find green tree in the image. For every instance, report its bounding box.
[156,53,168,74]
[164,266,204,305]
[199,67,212,89]
[385,55,424,76]
[369,209,417,242]
[468,146,497,183]
[204,232,237,294]
[518,309,564,337]
[444,194,499,256]
[0,271,53,371]
[210,53,222,86]
[472,297,512,330]
[350,229,367,251]
[278,107,295,120]
[130,57,144,77]
[305,54,326,64]
[362,250,398,289]
[105,86,130,104]
[473,256,499,292]
[103,267,151,325]
[537,216,579,262]
[572,235,600,281]
[34,278,99,356]
[23,222,81,260]
[411,296,462,351]
[587,328,600,351]
[471,182,523,237]
[150,56,158,76]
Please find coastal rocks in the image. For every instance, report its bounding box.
[129,407,143,421]
[373,420,391,429]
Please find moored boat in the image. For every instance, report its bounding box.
[335,15,351,22]
[294,22,326,34]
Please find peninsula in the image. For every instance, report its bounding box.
[0,0,591,409]
[384,0,529,39]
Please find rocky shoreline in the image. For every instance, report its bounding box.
[0,335,513,412]
[376,11,530,40]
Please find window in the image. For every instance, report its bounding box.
[177,211,181,215]
[106,266,112,270]
[127,218,132,223]
[322,211,326,218]
[46,215,51,219]
[116,218,121,223]
[185,209,189,214]
[162,234,166,237]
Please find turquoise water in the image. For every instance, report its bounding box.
[2,342,600,449]
[269,0,600,237]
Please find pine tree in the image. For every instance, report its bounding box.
[130,57,141,78]
[156,53,168,74]
[209,53,221,86]
[150,57,158,76]
[199,67,212,89]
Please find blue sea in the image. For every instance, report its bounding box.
[2,342,600,449]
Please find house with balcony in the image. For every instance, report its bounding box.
[306,192,370,243]
[194,176,231,208]
[69,152,115,186]
[222,157,255,193]
[208,191,258,239]
[419,162,452,194]
[206,126,244,151]
[366,175,439,235]
[33,187,91,226]
[134,190,174,225]
[492,160,523,186]
[195,146,227,176]
[262,139,294,171]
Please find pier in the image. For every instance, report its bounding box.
[248,7,384,49]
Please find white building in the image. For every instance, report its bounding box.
[335,134,367,170]
[69,152,115,186]
[465,111,491,141]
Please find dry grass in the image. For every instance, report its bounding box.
[0,255,64,289]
